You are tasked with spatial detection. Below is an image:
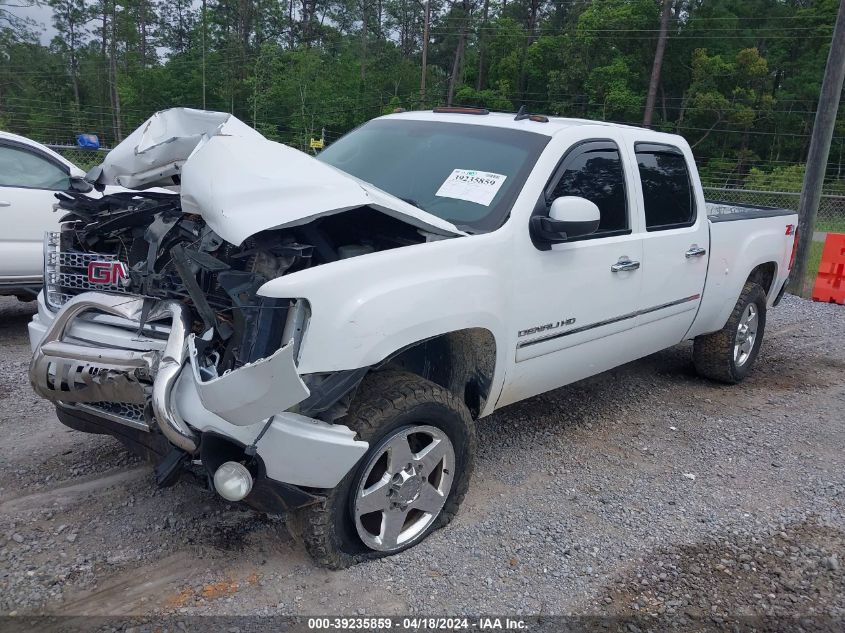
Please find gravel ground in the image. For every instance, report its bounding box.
[0,293,843,627]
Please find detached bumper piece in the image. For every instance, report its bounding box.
[187,333,310,427]
[28,291,198,453]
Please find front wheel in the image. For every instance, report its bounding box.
[693,281,767,384]
[290,371,475,568]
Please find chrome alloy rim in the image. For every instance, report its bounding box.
[734,303,759,366]
[353,425,455,552]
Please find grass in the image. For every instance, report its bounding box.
[797,220,842,295]
[803,241,825,294]
[815,218,845,234]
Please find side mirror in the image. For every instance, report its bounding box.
[68,175,94,194]
[530,196,600,243]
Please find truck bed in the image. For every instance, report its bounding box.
[686,203,798,340]
[705,200,796,223]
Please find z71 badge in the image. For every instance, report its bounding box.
[518,318,575,338]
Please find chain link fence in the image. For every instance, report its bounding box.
[46,145,110,172]
[703,186,845,234]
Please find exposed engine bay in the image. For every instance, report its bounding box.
[49,190,430,420]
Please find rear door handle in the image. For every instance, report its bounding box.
[611,259,641,272]
[0,201,10,207]
[685,245,707,258]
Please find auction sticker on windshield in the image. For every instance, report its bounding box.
[435,169,507,206]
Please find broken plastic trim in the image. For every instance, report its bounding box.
[298,367,369,418]
[187,335,310,427]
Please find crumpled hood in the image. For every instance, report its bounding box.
[91,107,464,245]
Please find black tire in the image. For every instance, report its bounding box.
[289,371,476,569]
[693,281,767,384]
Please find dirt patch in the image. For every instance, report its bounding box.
[595,519,845,630]
[0,467,148,512]
[165,574,263,611]
[205,512,286,552]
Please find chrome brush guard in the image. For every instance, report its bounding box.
[29,291,198,453]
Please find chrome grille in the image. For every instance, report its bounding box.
[54,271,123,290]
[44,231,130,310]
[65,401,149,431]
[49,250,121,268]
[87,401,147,425]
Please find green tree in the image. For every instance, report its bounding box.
[0,0,841,195]
[49,0,94,123]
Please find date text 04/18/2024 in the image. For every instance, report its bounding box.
[307,617,528,630]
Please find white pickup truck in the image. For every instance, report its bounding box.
[28,107,798,567]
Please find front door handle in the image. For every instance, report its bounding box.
[0,201,10,207]
[685,245,707,258]
[611,259,641,273]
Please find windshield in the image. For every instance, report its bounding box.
[316,119,550,232]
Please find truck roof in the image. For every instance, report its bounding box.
[379,109,685,144]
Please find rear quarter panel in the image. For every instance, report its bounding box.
[686,213,797,339]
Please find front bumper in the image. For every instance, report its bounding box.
[28,291,368,490]
[30,291,197,452]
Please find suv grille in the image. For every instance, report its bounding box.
[44,232,130,310]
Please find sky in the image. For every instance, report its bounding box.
[11,2,58,45]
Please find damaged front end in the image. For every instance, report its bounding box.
[29,189,384,508]
[30,292,195,451]
[28,107,464,510]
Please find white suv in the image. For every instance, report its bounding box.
[0,131,92,299]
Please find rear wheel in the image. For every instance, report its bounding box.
[693,281,767,384]
[290,371,475,569]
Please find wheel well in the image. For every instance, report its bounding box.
[746,262,777,297]
[380,328,497,418]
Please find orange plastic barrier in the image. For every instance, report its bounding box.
[812,233,845,305]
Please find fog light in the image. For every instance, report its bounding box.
[213,461,253,501]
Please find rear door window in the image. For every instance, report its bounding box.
[635,143,696,231]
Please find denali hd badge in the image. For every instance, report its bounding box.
[87,260,129,286]
[518,318,575,338]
